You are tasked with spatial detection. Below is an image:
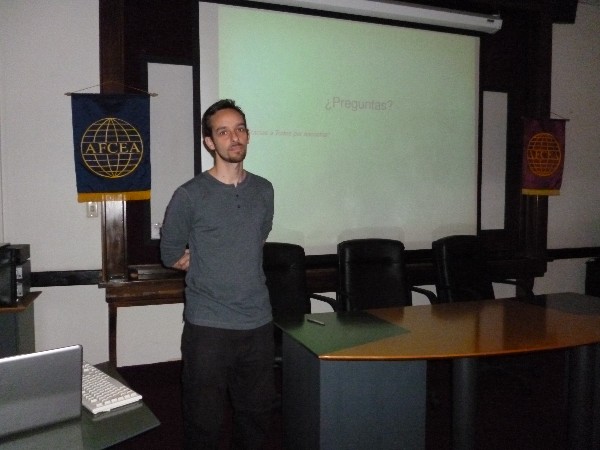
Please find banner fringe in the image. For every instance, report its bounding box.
[77,191,151,203]
[521,188,560,196]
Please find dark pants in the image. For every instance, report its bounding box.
[181,321,275,450]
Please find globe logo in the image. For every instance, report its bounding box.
[80,117,144,178]
[526,132,561,177]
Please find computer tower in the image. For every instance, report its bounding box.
[8,244,30,264]
[0,244,31,305]
[0,244,14,306]
[15,260,31,298]
[8,245,31,300]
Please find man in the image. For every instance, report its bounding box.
[160,99,275,449]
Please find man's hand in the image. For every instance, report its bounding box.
[172,249,190,271]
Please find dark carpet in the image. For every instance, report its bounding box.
[112,350,567,449]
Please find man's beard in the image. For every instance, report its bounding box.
[219,144,246,163]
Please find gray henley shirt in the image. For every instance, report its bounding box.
[160,171,274,330]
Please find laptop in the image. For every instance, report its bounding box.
[0,345,83,438]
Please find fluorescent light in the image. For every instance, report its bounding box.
[257,0,503,34]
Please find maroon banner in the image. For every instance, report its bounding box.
[521,118,566,196]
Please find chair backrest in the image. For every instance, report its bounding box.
[432,235,495,303]
[263,242,311,317]
[263,242,312,365]
[337,238,412,311]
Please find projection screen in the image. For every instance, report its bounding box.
[198,2,479,254]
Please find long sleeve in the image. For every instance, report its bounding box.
[160,186,192,268]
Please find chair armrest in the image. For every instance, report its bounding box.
[411,286,438,304]
[310,293,340,311]
[495,279,535,301]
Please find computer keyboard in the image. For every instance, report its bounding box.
[81,361,143,414]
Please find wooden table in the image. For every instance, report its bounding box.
[105,277,184,365]
[276,293,600,450]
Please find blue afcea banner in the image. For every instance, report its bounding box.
[71,93,151,202]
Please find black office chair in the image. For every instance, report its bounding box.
[263,242,337,365]
[337,238,436,311]
[432,234,534,303]
[430,234,536,398]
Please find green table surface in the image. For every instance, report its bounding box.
[0,362,160,449]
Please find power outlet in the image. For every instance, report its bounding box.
[86,202,99,218]
[151,223,162,240]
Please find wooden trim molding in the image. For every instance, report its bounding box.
[99,0,128,283]
[31,270,102,287]
[547,248,600,261]
[29,246,596,289]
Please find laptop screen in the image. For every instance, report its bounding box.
[0,345,82,438]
